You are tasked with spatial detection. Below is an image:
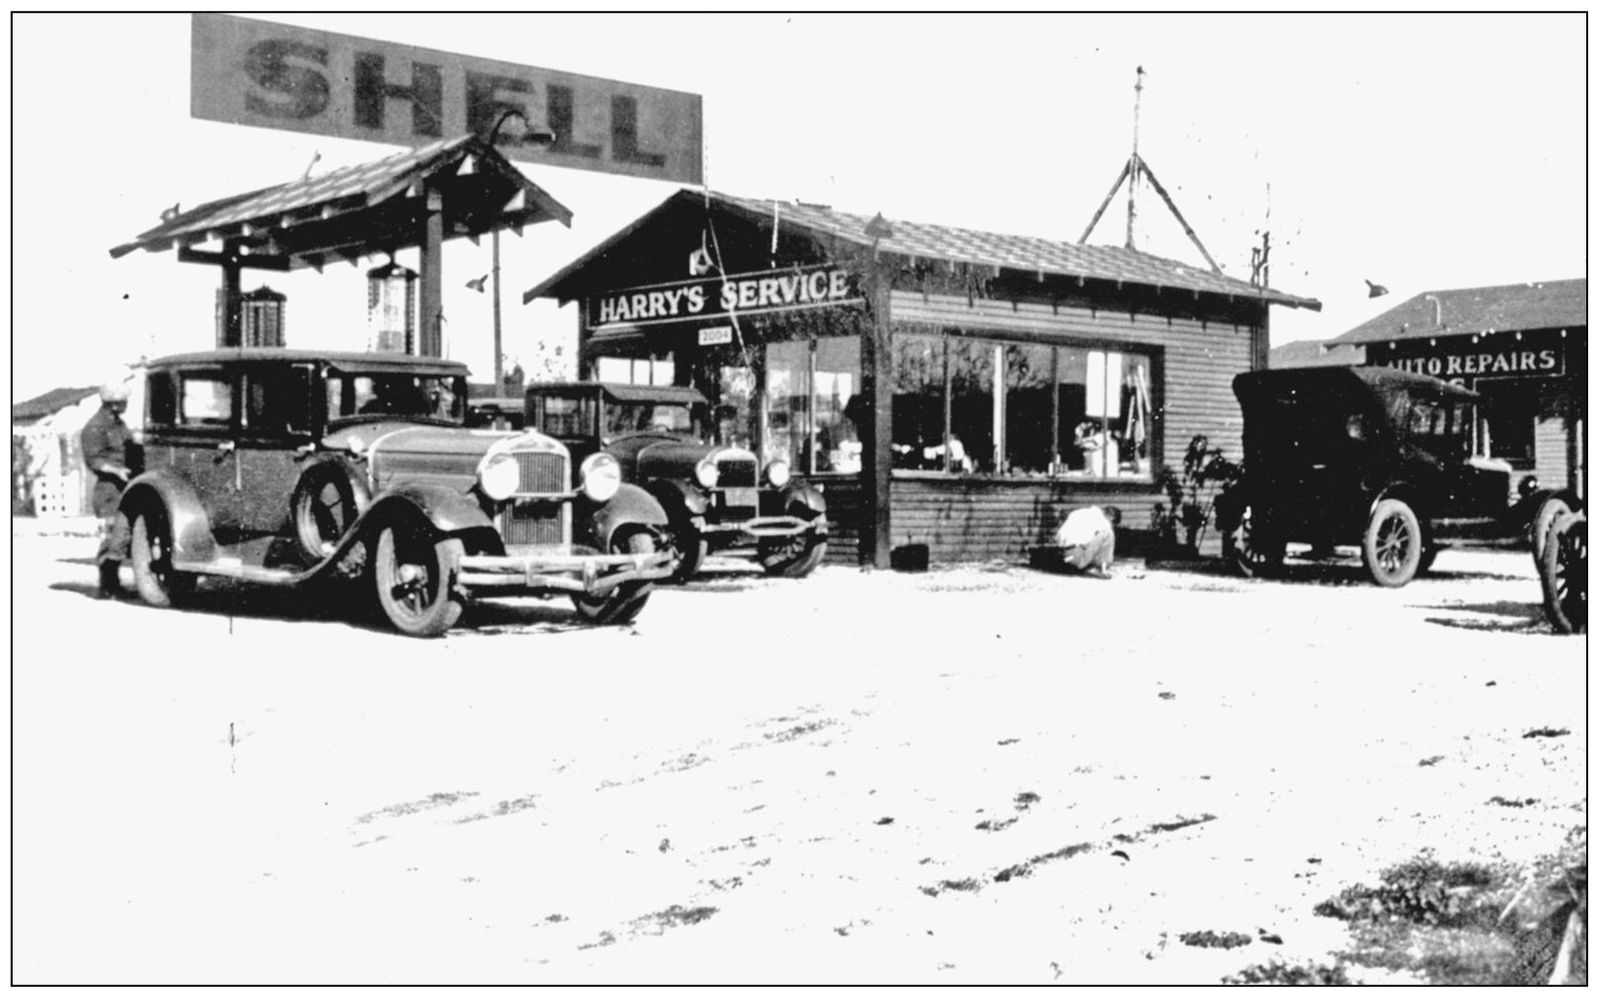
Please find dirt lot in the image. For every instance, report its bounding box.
[10,532,1586,984]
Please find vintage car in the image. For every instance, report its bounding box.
[465,396,525,431]
[1215,366,1568,587]
[523,381,829,580]
[115,349,676,636]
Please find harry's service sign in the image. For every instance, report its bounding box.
[190,13,703,183]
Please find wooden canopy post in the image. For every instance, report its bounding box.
[219,254,242,347]
[418,187,445,357]
[859,252,894,570]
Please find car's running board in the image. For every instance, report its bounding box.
[177,559,302,585]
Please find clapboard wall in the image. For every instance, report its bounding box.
[874,291,1259,561]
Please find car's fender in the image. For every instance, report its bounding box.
[581,483,669,550]
[1517,486,1580,516]
[776,478,827,518]
[645,478,710,524]
[1370,484,1432,525]
[357,482,496,537]
[118,471,218,565]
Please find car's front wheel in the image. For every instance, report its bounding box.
[130,505,197,608]
[668,525,706,582]
[1362,498,1423,588]
[372,520,463,637]
[1531,495,1575,571]
[758,530,827,578]
[1541,512,1586,634]
[571,530,656,624]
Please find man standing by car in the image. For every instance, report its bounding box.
[82,382,136,598]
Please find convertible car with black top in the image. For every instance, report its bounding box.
[1216,366,1571,587]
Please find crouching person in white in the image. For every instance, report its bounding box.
[1054,506,1118,576]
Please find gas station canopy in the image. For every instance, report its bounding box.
[109,133,572,270]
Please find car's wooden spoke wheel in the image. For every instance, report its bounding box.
[1542,513,1587,634]
[1362,498,1423,588]
[372,521,463,637]
[1227,506,1284,579]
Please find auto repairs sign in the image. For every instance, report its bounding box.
[590,265,862,335]
[1373,327,1568,386]
[190,13,703,183]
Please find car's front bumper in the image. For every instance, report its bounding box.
[694,513,828,540]
[458,548,677,594]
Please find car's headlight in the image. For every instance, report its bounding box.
[764,460,791,488]
[478,453,520,501]
[694,457,719,489]
[580,452,622,502]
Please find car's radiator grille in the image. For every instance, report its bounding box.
[498,500,567,548]
[516,450,568,494]
[716,460,757,489]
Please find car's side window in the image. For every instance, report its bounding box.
[243,365,314,436]
[178,372,234,428]
[146,371,177,428]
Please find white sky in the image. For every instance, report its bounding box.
[7,11,1588,400]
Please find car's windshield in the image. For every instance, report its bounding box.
[1391,392,1474,459]
[326,371,466,424]
[603,401,696,436]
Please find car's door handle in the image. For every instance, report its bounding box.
[1310,463,1327,469]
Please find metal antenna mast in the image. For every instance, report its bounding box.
[1125,65,1144,250]
[1079,66,1224,274]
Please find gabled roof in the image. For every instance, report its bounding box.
[110,136,572,271]
[525,188,1321,311]
[12,386,98,424]
[1328,279,1586,346]
[1268,338,1364,369]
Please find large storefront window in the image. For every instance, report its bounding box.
[1004,343,1054,473]
[814,336,861,473]
[718,365,757,450]
[948,338,995,473]
[891,333,947,470]
[596,356,675,385]
[760,337,861,473]
[764,340,810,468]
[891,330,1153,480]
[1477,380,1537,468]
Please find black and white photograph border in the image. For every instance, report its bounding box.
[9,11,1586,986]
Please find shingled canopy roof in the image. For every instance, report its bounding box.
[110,135,572,270]
[525,189,1320,311]
[1328,279,1586,346]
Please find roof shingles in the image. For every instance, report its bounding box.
[527,189,1320,310]
[1328,279,1586,345]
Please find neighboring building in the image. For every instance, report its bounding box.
[1268,337,1362,369]
[12,386,100,516]
[524,190,1320,565]
[1323,279,1586,496]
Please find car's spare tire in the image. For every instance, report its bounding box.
[291,457,372,564]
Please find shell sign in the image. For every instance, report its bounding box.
[190,13,703,184]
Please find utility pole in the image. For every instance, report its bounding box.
[492,229,504,395]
